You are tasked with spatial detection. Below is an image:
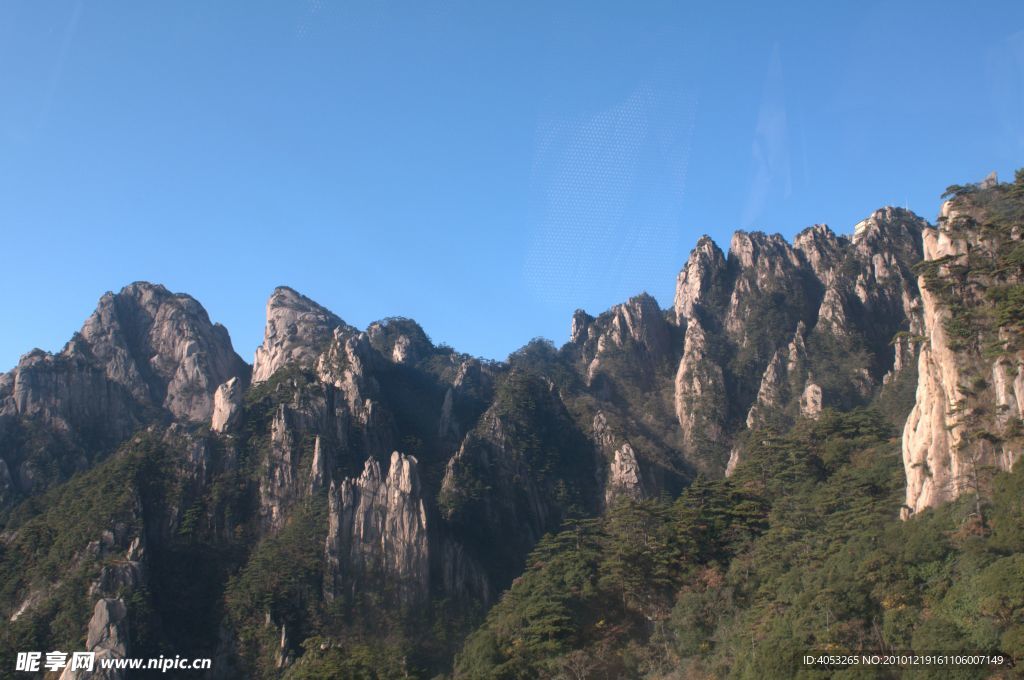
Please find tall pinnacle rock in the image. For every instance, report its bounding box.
[673,236,728,323]
[324,452,430,606]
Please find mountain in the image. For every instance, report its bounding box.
[0,282,249,504]
[1,171,1021,678]
[454,173,1024,679]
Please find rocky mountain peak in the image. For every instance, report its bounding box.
[367,317,433,365]
[570,309,593,344]
[852,206,927,258]
[607,293,668,353]
[6,281,247,426]
[793,223,845,283]
[252,287,350,382]
[0,282,247,500]
[665,206,930,474]
[571,292,671,383]
[674,235,728,322]
[728,231,801,272]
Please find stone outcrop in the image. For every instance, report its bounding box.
[307,435,328,494]
[258,401,347,532]
[848,208,927,361]
[316,329,396,457]
[793,224,845,284]
[59,598,130,680]
[79,282,248,422]
[211,376,244,432]
[745,322,809,430]
[438,387,459,438]
[256,403,335,532]
[367,317,433,366]
[674,317,728,468]
[89,536,146,601]
[253,287,350,383]
[324,452,429,605]
[673,236,729,322]
[722,231,809,343]
[592,411,646,505]
[317,330,375,405]
[901,194,1023,518]
[4,340,137,439]
[606,444,644,504]
[799,382,823,419]
[86,598,130,657]
[571,293,671,383]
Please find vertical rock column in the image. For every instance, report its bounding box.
[324,452,429,606]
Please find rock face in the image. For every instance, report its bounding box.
[745,322,809,429]
[674,317,728,465]
[4,282,247,428]
[901,188,1024,518]
[59,598,130,680]
[254,387,351,532]
[260,405,300,531]
[316,329,397,458]
[673,236,729,321]
[80,282,249,422]
[211,376,244,432]
[799,382,823,419]
[902,223,971,515]
[307,435,328,494]
[252,287,350,383]
[593,411,646,506]
[86,598,130,657]
[367,317,433,366]
[606,444,644,504]
[669,210,926,474]
[0,282,248,498]
[324,452,429,605]
[571,293,671,384]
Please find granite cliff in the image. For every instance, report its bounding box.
[901,174,1024,518]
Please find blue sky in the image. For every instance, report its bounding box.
[2,1,1023,370]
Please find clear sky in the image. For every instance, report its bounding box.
[2,1,1023,371]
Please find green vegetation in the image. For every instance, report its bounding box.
[0,432,170,662]
[225,502,328,678]
[439,361,600,591]
[454,409,1024,678]
[923,171,1024,354]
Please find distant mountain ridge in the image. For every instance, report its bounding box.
[2,172,1021,677]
